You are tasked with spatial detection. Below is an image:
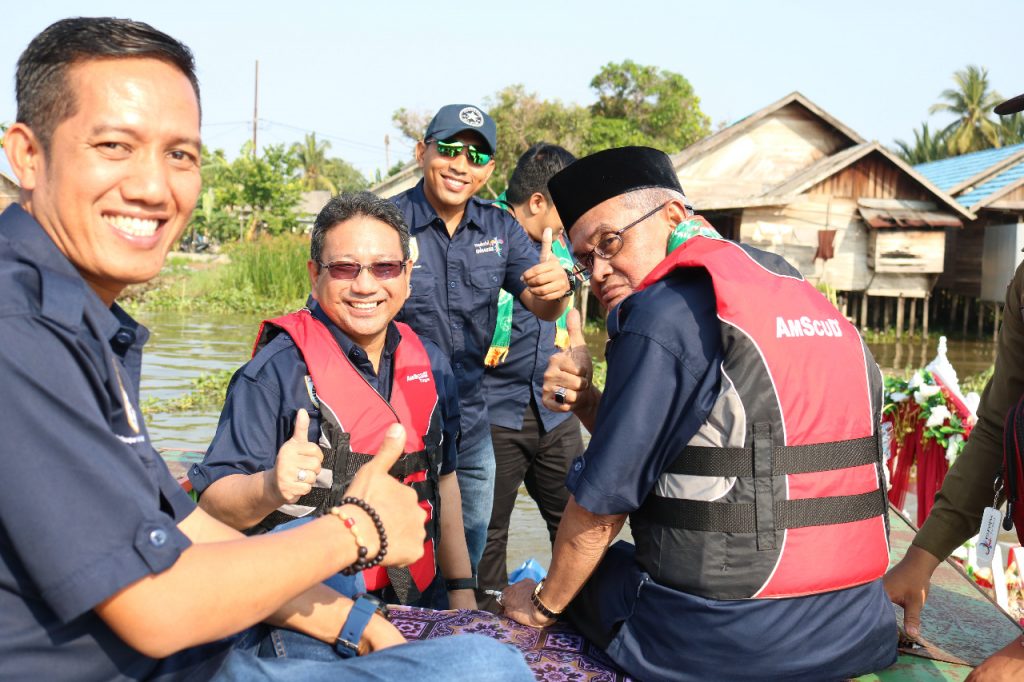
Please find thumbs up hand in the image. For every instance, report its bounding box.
[342,423,426,567]
[522,227,572,301]
[269,409,325,505]
[542,309,597,416]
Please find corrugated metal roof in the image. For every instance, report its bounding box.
[957,161,1024,207]
[914,142,1024,191]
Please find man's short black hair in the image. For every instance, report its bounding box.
[311,191,412,264]
[505,143,577,206]
[16,17,201,151]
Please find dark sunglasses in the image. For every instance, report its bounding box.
[318,260,406,281]
[431,139,493,166]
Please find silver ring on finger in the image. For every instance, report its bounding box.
[554,386,567,405]
[296,469,309,482]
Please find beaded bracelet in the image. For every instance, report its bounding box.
[329,496,388,576]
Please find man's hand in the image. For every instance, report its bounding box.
[883,545,941,639]
[342,423,426,567]
[542,309,597,417]
[501,579,554,628]
[522,227,571,301]
[360,613,407,655]
[269,409,324,505]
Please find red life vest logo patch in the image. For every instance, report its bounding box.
[406,371,430,383]
[775,316,844,338]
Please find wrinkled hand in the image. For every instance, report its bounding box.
[966,636,1024,681]
[270,409,324,505]
[360,613,407,655]
[522,227,571,301]
[501,579,553,628]
[883,545,939,640]
[342,423,426,567]
[542,309,594,414]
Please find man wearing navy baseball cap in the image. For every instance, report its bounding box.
[390,105,571,595]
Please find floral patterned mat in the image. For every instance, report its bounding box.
[387,606,634,681]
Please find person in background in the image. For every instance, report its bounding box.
[390,105,571,582]
[0,16,530,680]
[478,143,585,611]
[884,89,1024,682]
[190,192,476,610]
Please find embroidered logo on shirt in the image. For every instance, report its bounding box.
[474,237,504,257]
[459,107,484,127]
[112,360,141,435]
[406,371,430,383]
[304,375,320,408]
[409,236,419,264]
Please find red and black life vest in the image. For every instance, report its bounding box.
[253,309,443,602]
[632,236,890,600]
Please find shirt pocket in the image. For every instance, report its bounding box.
[470,267,503,336]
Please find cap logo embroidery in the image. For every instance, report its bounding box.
[459,107,484,127]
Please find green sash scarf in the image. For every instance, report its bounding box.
[486,236,574,367]
[666,215,722,253]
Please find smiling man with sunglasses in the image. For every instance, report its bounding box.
[502,146,896,681]
[390,105,572,585]
[192,192,478,612]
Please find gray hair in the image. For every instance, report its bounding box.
[310,191,411,264]
[619,187,693,215]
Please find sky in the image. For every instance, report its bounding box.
[2,1,1022,180]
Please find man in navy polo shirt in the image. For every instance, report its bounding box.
[479,143,584,611]
[190,192,477,610]
[391,105,572,576]
[0,17,530,681]
[501,147,896,681]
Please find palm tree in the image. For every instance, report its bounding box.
[998,113,1024,147]
[290,133,337,193]
[894,122,950,165]
[929,65,1003,155]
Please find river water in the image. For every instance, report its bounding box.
[139,310,998,571]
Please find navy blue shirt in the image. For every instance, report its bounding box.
[391,181,538,449]
[484,238,572,433]
[0,205,228,680]
[566,264,894,680]
[190,301,460,495]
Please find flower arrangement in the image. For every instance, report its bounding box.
[884,370,970,466]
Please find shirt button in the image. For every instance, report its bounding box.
[149,529,168,547]
[573,461,583,472]
[114,328,136,347]
[448,281,457,289]
[454,362,463,370]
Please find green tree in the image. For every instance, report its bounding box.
[588,60,710,153]
[322,156,369,193]
[930,65,1003,155]
[998,113,1024,147]
[894,122,950,164]
[290,133,336,192]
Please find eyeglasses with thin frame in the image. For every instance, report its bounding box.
[429,138,493,166]
[569,202,668,280]
[318,260,407,281]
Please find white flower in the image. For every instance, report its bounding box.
[946,434,964,464]
[926,404,951,428]
[914,384,942,405]
[908,372,925,389]
[889,391,909,403]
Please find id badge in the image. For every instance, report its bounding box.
[976,506,1003,568]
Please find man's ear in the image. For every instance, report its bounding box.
[527,192,547,218]
[4,123,44,191]
[664,198,690,225]
[414,140,427,168]
[306,259,321,299]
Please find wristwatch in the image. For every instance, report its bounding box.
[334,594,380,658]
[445,576,478,591]
[531,579,563,619]
[562,269,579,298]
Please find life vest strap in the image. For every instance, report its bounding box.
[636,489,885,533]
[670,435,880,478]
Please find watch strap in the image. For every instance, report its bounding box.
[445,576,478,591]
[335,595,377,658]
[531,579,563,619]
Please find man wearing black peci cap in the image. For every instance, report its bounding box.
[886,89,1024,680]
[501,146,897,680]
[390,105,572,584]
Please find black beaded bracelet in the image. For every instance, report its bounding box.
[332,496,388,576]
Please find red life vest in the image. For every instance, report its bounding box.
[254,309,442,596]
[633,235,890,600]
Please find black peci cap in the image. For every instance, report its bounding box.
[548,146,684,233]
[995,92,1024,116]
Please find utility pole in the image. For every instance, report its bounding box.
[252,60,259,159]
[384,134,391,171]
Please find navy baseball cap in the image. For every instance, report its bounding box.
[995,92,1024,116]
[424,104,497,154]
